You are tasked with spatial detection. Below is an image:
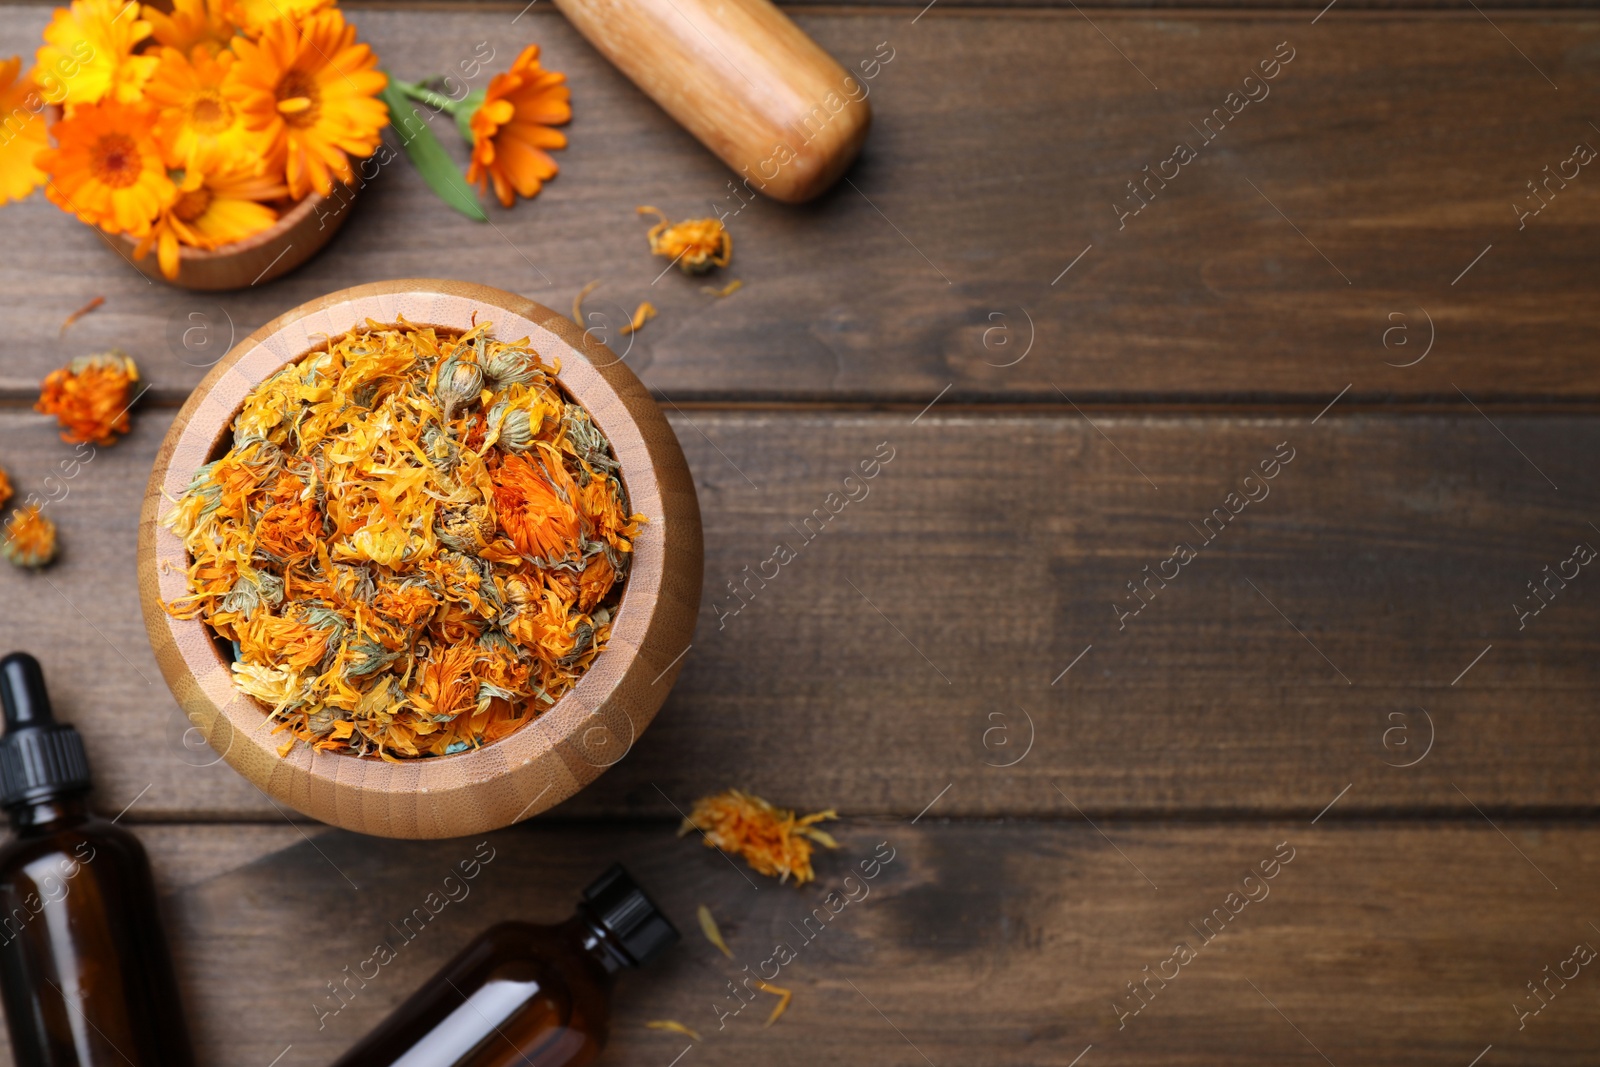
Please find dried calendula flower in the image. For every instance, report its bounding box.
[434,350,485,422]
[0,466,11,510]
[37,351,140,446]
[161,318,645,760]
[637,206,731,275]
[2,505,58,569]
[680,789,838,885]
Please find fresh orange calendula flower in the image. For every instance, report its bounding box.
[146,46,266,171]
[226,9,387,199]
[0,59,48,205]
[142,0,234,55]
[134,144,284,279]
[36,0,158,106]
[37,352,140,446]
[680,790,839,885]
[637,207,731,275]
[38,101,174,238]
[466,44,570,208]
[2,506,59,569]
[227,0,333,36]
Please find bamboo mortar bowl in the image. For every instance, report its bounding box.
[137,279,703,838]
[110,184,354,291]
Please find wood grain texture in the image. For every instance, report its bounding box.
[771,0,1596,6]
[32,819,1593,1067]
[3,10,1598,405]
[135,824,309,897]
[107,186,355,292]
[136,281,702,837]
[10,406,1599,821]
[552,0,871,202]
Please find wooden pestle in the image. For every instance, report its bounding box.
[552,0,871,203]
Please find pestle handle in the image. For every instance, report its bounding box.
[553,0,871,203]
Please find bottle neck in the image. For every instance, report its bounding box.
[7,792,91,835]
[566,910,634,976]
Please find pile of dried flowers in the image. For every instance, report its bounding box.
[681,789,838,885]
[162,319,642,760]
[0,0,389,279]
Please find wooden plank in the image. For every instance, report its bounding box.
[3,10,1598,404]
[776,0,1598,6]
[136,824,308,897]
[4,406,1597,821]
[26,819,1594,1067]
[364,0,1600,10]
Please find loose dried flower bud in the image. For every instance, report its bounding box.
[434,355,484,418]
[435,505,496,554]
[637,206,732,275]
[500,407,535,452]
[2,505,58,569]
[0,466,11,510]
[36,351,140,446]
[483,346,542,386]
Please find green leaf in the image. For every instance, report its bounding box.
[455,88,486,146]
[379,82,487,223]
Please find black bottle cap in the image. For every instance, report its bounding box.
[0,653,92,809]
[581,864,679,968]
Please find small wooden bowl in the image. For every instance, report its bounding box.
[111,184,355,291]
[137,279,703,838]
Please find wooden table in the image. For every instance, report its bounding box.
[3,0,1599,1063]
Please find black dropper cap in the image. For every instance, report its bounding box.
[0,653,92,809]
[581,864,679,967]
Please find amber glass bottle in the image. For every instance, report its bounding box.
[0,652,196,1067]
[333,865,678,1067]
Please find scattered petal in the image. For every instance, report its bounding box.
[698,904,734,959]
[59,296,105,337]
[753,978,792,1027]
[572,279,602,327]
[619,302,655,336]
[646,1020,701,1041]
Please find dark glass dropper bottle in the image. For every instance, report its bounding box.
[333,865,679,1067]
[0,652,196,1067]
